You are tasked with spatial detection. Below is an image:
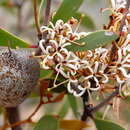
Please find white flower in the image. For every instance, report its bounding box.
[111,0,126,10]
[39,39,46,54]
[67,79,87,97]
[55,51,80,78]
[55,20,64,30]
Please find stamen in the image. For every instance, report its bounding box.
[74,14,85,33]
[49,21,55,29]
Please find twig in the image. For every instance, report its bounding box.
[43,0,51,26]
[34,0,52,56]
[33,0,42,39]
[6,107,22,130]
[81,87,119,121]
[91,87,119,112]
[81,91,92,121]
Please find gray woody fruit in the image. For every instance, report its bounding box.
[0,49,40,108]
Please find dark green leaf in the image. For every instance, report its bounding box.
[73,12,95,29]
[0,28,30,48]
[58,99,69,118]
[126,97,130,102]
[66,30,119,52]
[40,69,54,79]
[68,94,78,118]
[95,111,110,120]
[52,86,67,93]
[34,115,59,130]
[94,118,125,130]
[53,0,83,23]
[95,112,104,119]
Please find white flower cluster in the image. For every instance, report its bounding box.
[68,47,110,96]
[38,18,111,97]
[38,9,130,97]
[39,18,87,71]
[108,0,130,88]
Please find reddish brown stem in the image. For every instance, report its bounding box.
[33,0,42,39]
[81,87,120,121]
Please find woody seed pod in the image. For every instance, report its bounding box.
[0,49,40,108]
